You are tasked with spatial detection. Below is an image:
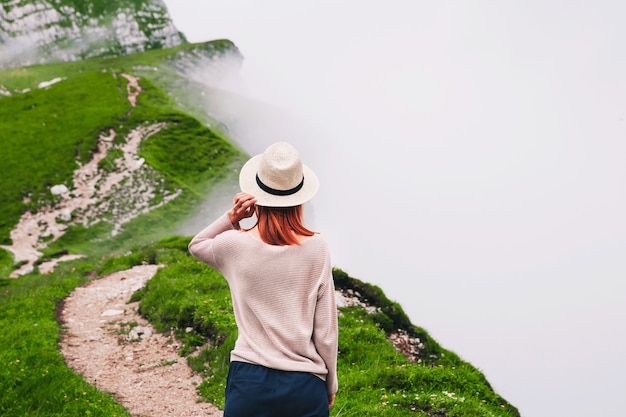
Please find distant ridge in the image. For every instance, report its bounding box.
[0,0,184,69]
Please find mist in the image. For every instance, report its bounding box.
[165,1,626,416]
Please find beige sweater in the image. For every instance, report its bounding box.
[188,213,338,394]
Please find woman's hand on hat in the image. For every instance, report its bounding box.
[228,192,257,225]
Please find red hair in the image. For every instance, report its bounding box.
[253,205,315,246]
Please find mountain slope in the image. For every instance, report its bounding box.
[0,45,521,414]
[0,40,244,275]
[0,2,520,415]
[0,0,183,69]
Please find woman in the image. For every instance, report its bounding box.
[189,142,338,417]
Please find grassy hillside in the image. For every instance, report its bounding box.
[131,244,519,416]
[0,239,520,416]
[0,71,132,242]
[0,40,244,249]
[0,41,520,416]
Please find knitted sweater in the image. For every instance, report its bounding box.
[188,213,338,395]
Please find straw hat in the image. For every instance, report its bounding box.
[239,142,319,207]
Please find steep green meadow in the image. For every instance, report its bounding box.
[0,71,131,242]
[0,41,520,416]
[0,40,243,250]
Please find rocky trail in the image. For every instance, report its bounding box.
[55,261,423,417]
[59,264,222,417]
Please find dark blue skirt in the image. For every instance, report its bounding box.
[224,361,329,417]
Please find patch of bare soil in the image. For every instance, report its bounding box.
[59,264,222,417]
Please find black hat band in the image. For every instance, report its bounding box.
[256,174,304,196]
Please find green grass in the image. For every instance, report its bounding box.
[0,71,132,243]
[0,249,13,277]
[0,40,238,93]
[138,110,240,193]
[0,40,239,144]
[0,41,245,249]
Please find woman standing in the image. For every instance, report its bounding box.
[189,142,338,416]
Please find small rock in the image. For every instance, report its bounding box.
[128,329,140,341]
[128,326,153,341]
[50,184,69,195]
[38,77,66,89]
[58,209,72,222]
[138,326,152,338]
[334,291,349,308]
[101,309,124,317]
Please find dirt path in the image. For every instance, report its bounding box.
[120,73,142,107]
[59,264,222,417]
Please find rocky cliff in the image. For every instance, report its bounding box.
[0,0,183,69]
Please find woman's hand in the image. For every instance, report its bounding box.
[328,394,335,409]
[228,192,257,225]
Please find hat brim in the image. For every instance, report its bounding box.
[239,154,319,207]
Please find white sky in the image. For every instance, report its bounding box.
[163,1,626,416]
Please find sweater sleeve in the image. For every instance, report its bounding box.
[188,213,236,268]
[313,252,339,395]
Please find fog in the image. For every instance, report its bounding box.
[165,1,626,416]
